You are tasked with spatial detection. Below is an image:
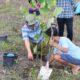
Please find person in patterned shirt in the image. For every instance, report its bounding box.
[21,14,44,60]
[57,0,75,41]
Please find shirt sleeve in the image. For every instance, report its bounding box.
[21,27,29,40]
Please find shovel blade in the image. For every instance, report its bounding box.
[38,66,52,80]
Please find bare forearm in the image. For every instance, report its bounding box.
[24,40,33,60]
[55,45,68,53]
[49,38,68,53]
[24,40,32,53]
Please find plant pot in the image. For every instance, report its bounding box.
[3,53,18,69]
[0,34,7,41]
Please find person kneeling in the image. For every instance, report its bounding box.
[21,15,44,60]
[46,27,80,75]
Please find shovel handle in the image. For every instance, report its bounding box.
[46,61,49,68]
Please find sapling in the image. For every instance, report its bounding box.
[20,1,64,79]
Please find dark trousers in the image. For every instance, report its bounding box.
[57,18,73,41]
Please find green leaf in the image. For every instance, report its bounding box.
[31,2,36,8]
[30,1,36,8]
[33,45,37,54]
[39,0,45,4]
[20,6,28,16]
[53,7,63,17]
[41,1,45,8]
[43,33,49,45]
[40,23,47,32]
[40,2,49,14]
[47,0,56,8]
[34,34,40,41]
[53,0,56,7]
[47,17,55,28]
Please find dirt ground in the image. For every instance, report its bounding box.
[0,0,80,80]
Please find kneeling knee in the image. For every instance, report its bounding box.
[54,55,60,61]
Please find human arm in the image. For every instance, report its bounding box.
[24,40,33,60]
[49,38,68,53]
[21,26,34,60]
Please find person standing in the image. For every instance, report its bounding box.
[57,0,75,41]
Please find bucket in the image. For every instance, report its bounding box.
[3,53,18,68]
[0,34,7,41]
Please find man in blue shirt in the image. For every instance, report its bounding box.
[57,0,75,41]
[21,14,44,60]
[46,27,80,75]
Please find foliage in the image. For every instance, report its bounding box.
[0,41,10,51]
[28,0,56,8]
[40,2,49,14]
[0,41,19,51]
[34,22,49,45]
[28,0,37,7]
[19,0,63,54]
[33,45,37,54]
[20,6,29,17]
[40,22,47,32]
[40,22,49,45]
[53,7,63,17]
[28,67,38,80]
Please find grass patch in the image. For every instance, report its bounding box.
[0,4,17,13]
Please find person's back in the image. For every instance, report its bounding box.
[57,37,80,59]
[59,37,77,50]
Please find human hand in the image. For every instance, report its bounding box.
[28,52,34,60]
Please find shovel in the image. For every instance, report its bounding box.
[38,61,52,80]
[37,41,52,80]
[38,23,56,80]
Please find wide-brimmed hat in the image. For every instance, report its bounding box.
[25,14,36,25]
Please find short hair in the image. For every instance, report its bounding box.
[45,27,59,37]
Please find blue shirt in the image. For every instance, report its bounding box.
[57,0,75,18]
[53,37,80,59]
[75,2,80,14]
[21,21,44,44]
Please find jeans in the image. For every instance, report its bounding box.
[57,18,73,41]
